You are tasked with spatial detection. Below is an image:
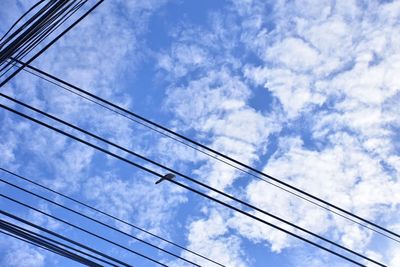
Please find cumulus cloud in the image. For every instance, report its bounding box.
[157,0,400,265]
[1,0,399,266]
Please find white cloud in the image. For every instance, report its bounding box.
[2,241,45,267]
[182,209,247,267]
[82,173,187,235]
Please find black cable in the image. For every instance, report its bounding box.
[0,194,168,267]
[0,178,201,266]
[0,0,68,64]
[1,211,133,267]
[0,0,70,75]
[0,94,388,266]
[0,1,87,79]
[0,0,85,76]
[0,220,103,267]
[0,0,51,47]
[9,0,87,63]
[14,62,400,244]
[0,0,104,87]
[1,220,121,267]
[0,167,225,267]
[0,103,386,267]
[1,229,64,257]
[0,229,90,263]
[0,220,119,267]
[0,0,46,45]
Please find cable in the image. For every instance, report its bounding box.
[0,0,104,87]
[0,220,104,267]
[1,211,133,267]
[11,62,399,244]
[0,222,120,267]
[0,94,389,266]
[0,0,46,45]
[0,0,68,64]
[0,167,225,267]
[0,0,51,47]
[0,0,85,77]
[0,1,87,79]
[1,230,64,258]
[0,178,201,266]
[0,103,386,267]
[0,229,97,264]
[9,0,87,63]
[0,195,168,267]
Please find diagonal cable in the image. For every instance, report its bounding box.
[0,167,225,267]
[10,61,400,245]
[0,102,387,267]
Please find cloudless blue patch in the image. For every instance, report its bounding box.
[145,0,226,50]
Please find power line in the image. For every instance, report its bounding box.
[1,211,134,267]
[1,229,107,266]
[0,0,104,87]
[0,1,69,66]
[0,178,201,266]
[0,103,386,267]
[12,61,400,244]
[0,0,45,45]
[0,94,390,266]
[0,167,225,267]
[0,1,88,79]
[1,194,168,267]
[0,220,104,267]
[9,0,88,63]
[0,222,120,267]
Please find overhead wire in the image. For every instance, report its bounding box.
[0,223,120,267]
[1,194,168,267]
[0,0,104,87]
[1,229,108,266]
[0,102,387,267]
[10,61,400,245]
[0,0,68,64]
[0,167,225,267]
[0,0,87,79]
[1,211,134,267]
[0,220,104,267]
[0,0,46,45]
[0,178,202,266]
[9,0,87,63]
[0,93,390,266]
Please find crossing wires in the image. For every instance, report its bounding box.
[0,96,388,266]
[12,60,400,245]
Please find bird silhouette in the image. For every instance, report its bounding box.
[155,173,175,184]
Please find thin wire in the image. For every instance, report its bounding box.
[10,0,87,62]
[0,0,51,47]
[1,194,168,267]
[0,0,66,73]
[0,178,201,266]
[0,229,92,264]
[0,223,120,267]
[0,95,390,266]
[1,230,63,257]
[0,1,86,79]
[1,211,133,267]
[14,62,400,243]
[0,103,386,267]
[0,0,46,45]
[0,0,68,64]
[0,0,104,87]
[0,221,104,267]
[0,167,225,267]
[0,0,79,74]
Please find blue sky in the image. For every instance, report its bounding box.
[1,0,400,266]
